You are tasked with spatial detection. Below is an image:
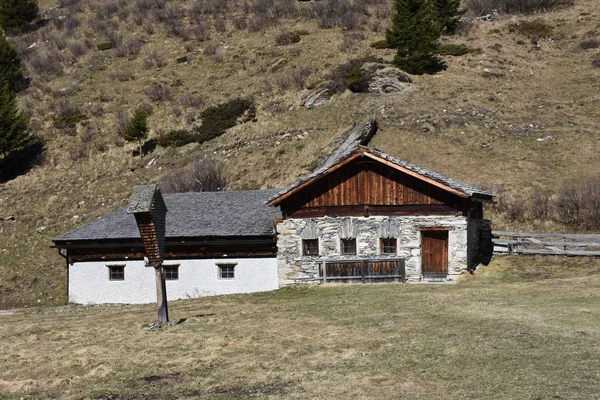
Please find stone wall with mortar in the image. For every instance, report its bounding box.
[276,216,468,285]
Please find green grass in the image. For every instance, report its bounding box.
[1,257,599,399]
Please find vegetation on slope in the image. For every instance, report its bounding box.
[0,0,599,307]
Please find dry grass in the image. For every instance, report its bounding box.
[1,257,599,399]
[1,0,600,307]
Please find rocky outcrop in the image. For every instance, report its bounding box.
[302,88,333,109]
[360,62,412,94]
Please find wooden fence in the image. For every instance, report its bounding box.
[319,258,406,283]
[493,231,600,256]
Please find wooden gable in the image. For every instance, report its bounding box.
[276,153,473,219]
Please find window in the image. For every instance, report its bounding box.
[218,263,236,279]
[381,238,397,255]
[340,238,357,255]
[163,265,179,280]
[108,265,125,281]
[302,239,319,256]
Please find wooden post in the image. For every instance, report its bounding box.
[155,265,169,324]
[563,236,567,252]
[322,261,327,283]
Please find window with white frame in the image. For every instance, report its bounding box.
[380,238,397,255]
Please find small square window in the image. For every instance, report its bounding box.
[218,264,236,279]
[303,239,319,256]
[341,238,357,255]
[108,265,125,281]
[163,265,179,280]
[381,238,397,255]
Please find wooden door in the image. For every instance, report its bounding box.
[421,230,448,279]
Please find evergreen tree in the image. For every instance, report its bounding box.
[432,0,464,34]
[0,34,23,91]
[0,0,39,34]
[124,107,149,157]
[0,79,31,159]
[386,0,445,75]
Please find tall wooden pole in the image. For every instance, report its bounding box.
[155,265,169,324]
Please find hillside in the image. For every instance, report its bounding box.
[1,0,600,308]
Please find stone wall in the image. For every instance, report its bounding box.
[276,216,468,285]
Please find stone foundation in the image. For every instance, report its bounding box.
[276,216,468,286]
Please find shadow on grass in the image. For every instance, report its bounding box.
[0,141,45,183]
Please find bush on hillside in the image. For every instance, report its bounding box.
[194,98,255,144]
[160,155,227,193]
[156,129,197,147]
[465,0,573,15]
[0,0,39,35]
[438,43,471,56]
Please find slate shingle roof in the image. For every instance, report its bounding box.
[54,189,282,243]
[127,184,163,214]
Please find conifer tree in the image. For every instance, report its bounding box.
[0,34,23,91]
[432,0,464,34]
[0,79,31,159]
[124,107,149,157]
[0,0,39,34]
[386,0,445,75]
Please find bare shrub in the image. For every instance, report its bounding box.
[68,41,88,60]
[29,54,64,77]
[109,71,135,81]
[529,187,551,220]
[232,17,247,30]
[339,32,365,52]
[160,155,228,193]
[214,16,227,33]
[145,84,171,102]
[115,38,145,57]
[191,22,210,41]
[580,38,599,49]
[179,93,204,108]
[64,15,80,31]
[248,14,270,32]
[465,0,573,16]
[203,43,218,55]
[370,20,381,33]
[53,99,85,129]
[144,24,155,34]
[143,51,166,69]
[555,178,600,230]
[276,31,300,45]
[115,110,129,135]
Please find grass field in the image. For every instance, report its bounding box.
[1,256,599,400]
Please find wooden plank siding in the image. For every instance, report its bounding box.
[281,159,469,218]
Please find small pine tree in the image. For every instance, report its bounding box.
[0,0,39,35]
[432,0,464,34]
[0,34,23,91]
[124,107,149,157]
[0,79,31,159]
[386,0,445,75]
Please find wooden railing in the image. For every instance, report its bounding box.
[492,231,600,256]
[319,258,406,283]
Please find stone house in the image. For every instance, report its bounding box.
[267,146,493,285]
[53,124,492,304]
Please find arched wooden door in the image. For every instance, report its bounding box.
[421,230,448,279]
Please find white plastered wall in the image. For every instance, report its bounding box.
[68,258,278,304]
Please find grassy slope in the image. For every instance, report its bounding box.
[1,0,600,307]
[1,257,600,399]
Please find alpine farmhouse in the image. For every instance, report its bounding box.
[53,122,493,304]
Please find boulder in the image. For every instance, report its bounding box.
[361,62,412,94]
[303,88,332,109]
